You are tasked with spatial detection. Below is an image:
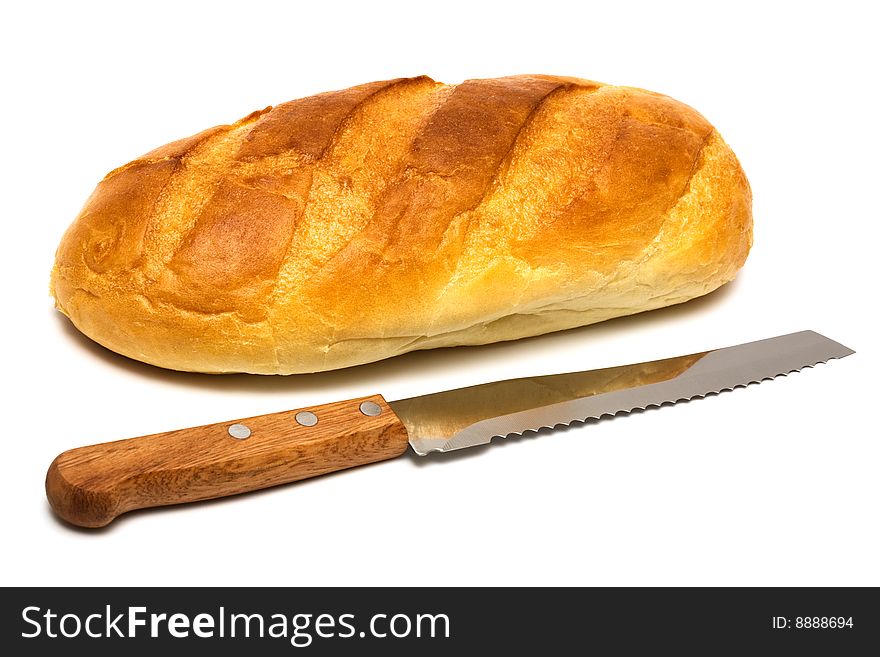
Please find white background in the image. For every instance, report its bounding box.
[2,0,877,586]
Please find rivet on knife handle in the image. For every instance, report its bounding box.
[45,395,409,528]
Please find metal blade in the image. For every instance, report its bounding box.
[391,330,854,455]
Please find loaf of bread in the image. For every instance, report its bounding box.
[51,75,752,374]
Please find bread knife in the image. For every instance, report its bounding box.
[46,330,853,528]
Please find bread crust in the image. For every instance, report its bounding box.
[51,75,752,374]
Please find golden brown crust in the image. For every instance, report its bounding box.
[51,75,752,374]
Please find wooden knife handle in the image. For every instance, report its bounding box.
[46,395,409,528]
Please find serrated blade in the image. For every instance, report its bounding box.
[391,330,854,455]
